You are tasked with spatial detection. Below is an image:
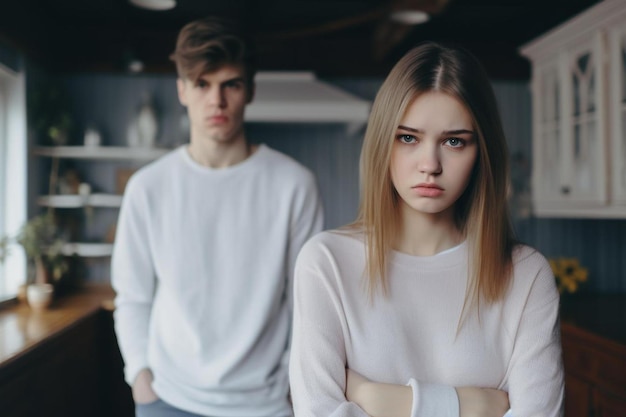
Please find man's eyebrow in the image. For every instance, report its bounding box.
[222,76,245,84]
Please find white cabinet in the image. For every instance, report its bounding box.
[33,146,169,257]
[520,0,626,218]
[609,23,626,204]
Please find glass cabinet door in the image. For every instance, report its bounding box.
[532,59,564,204]
[610,25,626,204]
[564,36,607,204]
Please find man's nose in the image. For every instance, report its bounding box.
[208,87,226,108]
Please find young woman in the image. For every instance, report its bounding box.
[289,42,563,417]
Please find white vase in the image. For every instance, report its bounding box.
[136,101,158,148]
[27,283,54,312]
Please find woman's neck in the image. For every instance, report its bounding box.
[393,205,463,257]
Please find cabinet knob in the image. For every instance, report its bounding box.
[561,186,570,195]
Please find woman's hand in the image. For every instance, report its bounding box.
[346,368,510,417]
[132,368,159,405]
[456,387,510,417]
[346,369,412,417]
[345,368,370,403]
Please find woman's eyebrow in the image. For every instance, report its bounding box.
[442,129,475,136]
[397,125,474,136]
[397,125,421,133]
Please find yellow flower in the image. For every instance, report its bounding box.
[549,257,588,294]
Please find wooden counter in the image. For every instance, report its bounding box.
[0,284,133,417]
[1,286,624,417]
[560,294,626,417]
[0,284,115,367]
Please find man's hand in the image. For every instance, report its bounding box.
[132,368,159,404]
[456,387,510,417]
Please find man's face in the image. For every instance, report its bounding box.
[177,64,253,145]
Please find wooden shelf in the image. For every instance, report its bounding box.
[34,146,169,160]
[61,243,113,257]
[38,193,123,208]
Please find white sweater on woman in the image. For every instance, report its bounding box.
[290,230,564,417]
[112,144,323,417]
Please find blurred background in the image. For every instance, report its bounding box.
[1,2,626,416]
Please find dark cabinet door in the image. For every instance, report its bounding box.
[594,389,626,417]
[565,374,592,417]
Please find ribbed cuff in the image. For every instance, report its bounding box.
[406,378,459,417]
[125,359,150,387]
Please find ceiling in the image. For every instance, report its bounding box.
[0,0,602,80]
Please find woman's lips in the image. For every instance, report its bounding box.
[413,183,443,197]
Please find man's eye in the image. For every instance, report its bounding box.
[225,81,243,89]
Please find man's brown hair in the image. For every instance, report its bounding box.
[170,16,256,97]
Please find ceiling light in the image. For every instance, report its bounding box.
[390,10,430,25]
[129,0,176,11]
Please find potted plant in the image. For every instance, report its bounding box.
[0,211,68,310]
[29,81,73,146]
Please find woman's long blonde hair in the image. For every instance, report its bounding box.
[354,41,515,307]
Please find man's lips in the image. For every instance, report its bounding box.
[207,115,228,124]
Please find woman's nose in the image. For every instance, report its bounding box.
[418,145,442,175]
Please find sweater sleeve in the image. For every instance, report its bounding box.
[280,171,324,374]
[289,238,459,417]
[506,256,564,417]
[290,239,369,417]
[111,175,156,387]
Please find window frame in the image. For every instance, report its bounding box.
[0,63,27,303]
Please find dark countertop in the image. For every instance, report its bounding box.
[560,293,626,348]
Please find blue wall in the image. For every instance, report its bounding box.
[46,73,626,292]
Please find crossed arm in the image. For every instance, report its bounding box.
[345,369,510,417]
[290,238,563,417]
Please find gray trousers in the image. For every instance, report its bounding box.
[135,399,291,417]
[135,399,206,417]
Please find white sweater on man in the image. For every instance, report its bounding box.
[290,230,564,417]
[112,144,323,417]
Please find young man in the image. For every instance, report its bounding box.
[112,17,324,417]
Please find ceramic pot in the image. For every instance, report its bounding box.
[27,283,54,312]
[17,283,29,303]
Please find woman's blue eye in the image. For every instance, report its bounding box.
[446,137,464,147]
[397,135,416,143]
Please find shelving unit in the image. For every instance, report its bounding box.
[61,242,113,257]
[34,146,169,160]
[38,193,123,208]
[34,145,169,259]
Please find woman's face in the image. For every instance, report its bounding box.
[390,91,478,220]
